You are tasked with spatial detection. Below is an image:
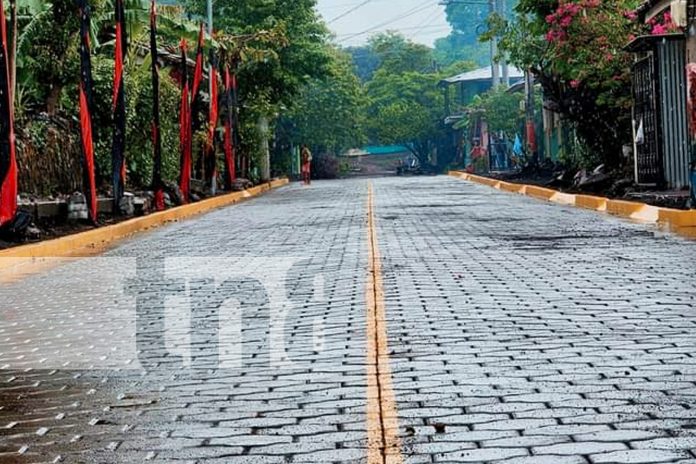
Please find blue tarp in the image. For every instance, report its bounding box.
[363,145,410,156]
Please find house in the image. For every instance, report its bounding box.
[437,66,523,171]
[626,0,695,199]
[439,66,525,123]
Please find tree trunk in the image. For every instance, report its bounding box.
[46,85,62,115]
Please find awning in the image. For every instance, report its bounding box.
[624,33,685,52]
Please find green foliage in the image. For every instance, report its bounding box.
[366,68,444,164]
[186,0,330,108]
[288,48,366,154]
[495,0,642,167]
[463,86,524,136]
[184,0,333,178]
[344,33,458,166]
[123,57,181,187]
[368,32,436,74]
[344,45,379,82]
[15,0,82,113]
[434,34,490,68]
[437,0,519,67]
[440,60,478,78]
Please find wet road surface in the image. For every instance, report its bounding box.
[1,176,696,464]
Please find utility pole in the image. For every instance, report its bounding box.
[207,0,216,194]
[439,0,501,86]
[524,70,536,161]
[207,0,213,36]
[498,0,509,87]
[489,0,500,87]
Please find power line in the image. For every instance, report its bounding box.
[321,0,390,11]
[407,7,446,40]
[327,0,374,24]
[337,0,439,43]
[336,24,449,36]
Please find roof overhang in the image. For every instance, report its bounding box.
[624,32,685,52]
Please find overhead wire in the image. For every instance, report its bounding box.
[327,0,374,24]
[407,6,448,40]
[336,0,439,43]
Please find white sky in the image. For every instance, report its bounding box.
[316,0,452,48]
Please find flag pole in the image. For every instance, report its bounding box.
[111,0,127,213]
[78,0,97,223]
[178,39,192,204]
[150,0,164,211]
[207,0,217,195]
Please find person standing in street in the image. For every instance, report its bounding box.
[301,144,312,185]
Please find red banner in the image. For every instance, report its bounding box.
[78,0,97,223]
[111,0,127,210]
[224,67,236,188]
[206,63,219,188]
[0,0,17,227]
[179,39,191,203]
[191,25,204,100]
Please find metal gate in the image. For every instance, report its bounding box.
[632,55,663,185]
[657,38,690,189]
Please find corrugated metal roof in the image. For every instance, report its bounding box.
[440,66,525,85]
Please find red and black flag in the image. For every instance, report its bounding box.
[190,24,204,180]
[223,66,236,189]
[149,0,164,211]
[111,0,127,212]
[178,39,191,203]
[205,55,219,190]
[191,24,204,103]
[0,0,17,228]
[78,0,97,223]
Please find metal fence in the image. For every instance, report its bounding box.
[657,38,690,189]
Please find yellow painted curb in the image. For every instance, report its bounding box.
[658,209,696,227]
[0,178,288,260]
[526,185,556,201]
[605,199,644,217]
[575,194,608,211]
[448,171,695,236]
[498,181,524,194]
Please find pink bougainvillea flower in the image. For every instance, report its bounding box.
[652,23,668,35]
[570,79,581,88]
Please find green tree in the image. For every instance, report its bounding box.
[366,69,444,165]
[288,48,366,154]
[437,0,519,67]
[345,44,380,82]
[367,32,435,74]
[184,0,332,176]
[185,0,331,108]
[494,0,641,167]
[434,34,490,68]
[462,86,524,135]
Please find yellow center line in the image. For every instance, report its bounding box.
[366,182,403,464]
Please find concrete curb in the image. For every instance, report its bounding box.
[449,171,696,234]
[0,178,289,260]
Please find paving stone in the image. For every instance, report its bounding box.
[4,177,696,463]
[590,449,689,463]
[501,457,588,464]
[434,447,529,462]
[533,441,627,455]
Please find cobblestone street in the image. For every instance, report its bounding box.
[2,176,696,463]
